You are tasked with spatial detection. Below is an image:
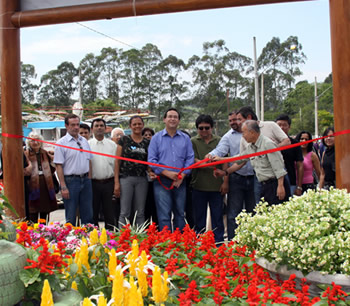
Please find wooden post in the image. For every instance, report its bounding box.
[329,0,350,191]
[0,0,25,217]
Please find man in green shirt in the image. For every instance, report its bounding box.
[214,120,291,205]
[191,115,227,242]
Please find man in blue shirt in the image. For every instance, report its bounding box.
[54,114,93,225]
[148,108,194,232]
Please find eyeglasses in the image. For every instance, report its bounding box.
[300,138,309,141]
[77,141,83,152]
[198,126,211,131]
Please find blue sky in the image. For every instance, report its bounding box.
[20,0,331,84]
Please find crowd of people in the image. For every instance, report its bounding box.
[5,107,336,242]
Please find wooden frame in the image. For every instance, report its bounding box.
[1,0,349,216]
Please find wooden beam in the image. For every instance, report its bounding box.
[12,0,312,28]
[329,0,350,191]
[0,0,25,217]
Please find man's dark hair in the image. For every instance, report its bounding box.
[237,106,258,121]
[195,114,214,128]
[163,108,181,120]
[244,120,260,133]
[80,123,90,132]
[275,114,292,126]
[322,126,335,147]
[229,110,238,116]
[129,115,144,125]
[91,118,106,129]
[296,131,313,152]
[65,113,80,125]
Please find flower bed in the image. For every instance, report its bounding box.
[12,219,348,305]
[235,188,350,275]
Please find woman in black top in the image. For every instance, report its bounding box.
[115,116,155,227]
[319,127,335,189]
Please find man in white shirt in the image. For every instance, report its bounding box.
[89,118,118,229]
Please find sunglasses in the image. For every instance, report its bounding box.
[77,141,83,152]
[198,126,210,131]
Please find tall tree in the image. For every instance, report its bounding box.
[37,61,78,106]
[21,63,39,104]
[79,53,101,104]
[98,47,122,105]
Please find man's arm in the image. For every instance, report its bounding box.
[56,164,69,199]
[276,176,286,200]
[294,161,304,196]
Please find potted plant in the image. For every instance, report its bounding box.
[235,188,350,296]
[0,185,27,306]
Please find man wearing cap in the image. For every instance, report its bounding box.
[54,114,93,225]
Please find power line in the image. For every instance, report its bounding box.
[76,22,137,49]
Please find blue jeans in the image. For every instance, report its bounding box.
[64,176,93,225]
[153,178,186,232]
[254,175,262,204]
[192,189,224,242]
[227,173,255,240]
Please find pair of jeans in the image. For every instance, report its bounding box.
[92,179,116,230]
[227,173,255,240]
[118,176,148,228]
[63,176,93,225]
[192,189,224,243]
[153,178,186,232]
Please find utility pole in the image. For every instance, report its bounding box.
[253,37,260,120]
[314,77,319,138]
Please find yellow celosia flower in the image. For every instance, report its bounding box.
[108,249,117,280]
[100,228,107,245]
[127,240,140,277]
[111,268,124,305]
[161,271,169,302]
[151,266,168,304]
[127,276,138,306]
[40,279,54,306]
[151,266,162,303]
[82,297,93,306]
[89,228,99,245]
[137,267,148,297]
[71,280,78,290]
[97,292,108,306]
[76,238,90,274]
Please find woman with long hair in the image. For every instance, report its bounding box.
[115,116,155,227]
[319,127,335,189]
[295,131,321,193]
[25,132,58,223]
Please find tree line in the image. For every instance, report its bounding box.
[18,36,333,135]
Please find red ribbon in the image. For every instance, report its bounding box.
[2,129,350,176]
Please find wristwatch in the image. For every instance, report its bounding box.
[61,186,68,191]
[296,186,302,191]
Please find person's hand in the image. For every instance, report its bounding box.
[204,153,213,160]
[148,171,157,180]
[61,187,70,199]
[23,166,32,176]
[47,151,54,159]
[173,173,185,188]
[220,181,229,195]
[294,187,302,196]
[213,168,226,178]
[276,185,286,200]
[114,183,121,198]
[212,155,223,162]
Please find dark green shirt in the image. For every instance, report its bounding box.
[190,135,224,192]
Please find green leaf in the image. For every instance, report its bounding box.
[19,268,41,287]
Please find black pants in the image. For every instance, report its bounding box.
[261,176,291,205]
[92,179,116,230]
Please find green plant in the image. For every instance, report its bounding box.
[235,188,350,275]
[0,187,18,240]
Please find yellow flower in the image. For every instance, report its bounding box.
[82,297,93,306]
[161,271,169,302]
[151,266,162,303]
[89,228,99,245]
[108,249,117,280]
[71,280,78,290]
[100,228,107,245]
[76,238,90,274]
[97,292,108,306]
[40,279,54,306]
[111,268,124,305]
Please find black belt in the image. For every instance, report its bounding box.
[65,173,89,178]
[233,172,254,178]
[92,177,114,183]
[261,177,277,185]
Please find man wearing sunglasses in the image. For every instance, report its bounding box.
[54,114,93,225]
[190,115,225,243]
